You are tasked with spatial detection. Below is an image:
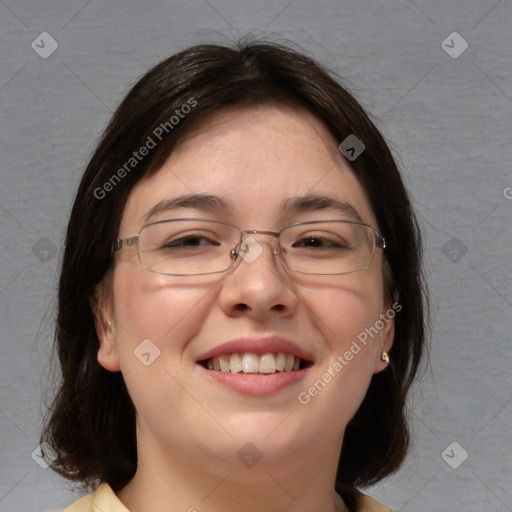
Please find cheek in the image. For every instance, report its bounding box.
[294,272,385,424]
[301,268,385,352]
[109,270,223,436]
[110,266,220,369]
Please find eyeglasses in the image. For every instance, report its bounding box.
[114,218,386,276]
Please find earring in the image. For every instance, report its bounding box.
[381,351,390,364]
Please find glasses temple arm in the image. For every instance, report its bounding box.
[113,235,139,253]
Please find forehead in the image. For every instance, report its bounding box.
[119,105,377,232]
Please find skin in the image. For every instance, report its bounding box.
[95,104,395,512]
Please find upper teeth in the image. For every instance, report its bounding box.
[205,353,301,374]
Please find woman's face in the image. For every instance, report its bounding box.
[97,104,394,478]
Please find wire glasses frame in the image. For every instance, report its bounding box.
[113,218,386,277]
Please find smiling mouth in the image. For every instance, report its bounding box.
[199,352,312,375]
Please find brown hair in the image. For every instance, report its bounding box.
[41,37,428,512]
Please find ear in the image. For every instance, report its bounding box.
[90,277,121,372]
[373,295,399,374]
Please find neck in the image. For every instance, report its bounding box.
[117,430,348,512]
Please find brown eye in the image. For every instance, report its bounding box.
[163,235,219,249]
[292,236,348,249]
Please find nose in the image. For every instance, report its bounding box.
[218,233,299,321]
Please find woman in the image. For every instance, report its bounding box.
[42,38,427,512]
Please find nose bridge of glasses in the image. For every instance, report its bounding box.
[238,229,282,254]
[240,228,280,237]
[230,229,286,269]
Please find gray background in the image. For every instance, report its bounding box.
[1,0,511,510]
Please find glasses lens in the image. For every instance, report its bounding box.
[138,219,240,276]
[280,221,377,275]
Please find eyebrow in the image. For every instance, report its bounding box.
[281,194,363,222]
[143,194,230,223]
[143,192,363,224]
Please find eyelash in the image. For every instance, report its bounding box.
[162,233,349,250]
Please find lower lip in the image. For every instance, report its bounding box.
[199,365,310,396]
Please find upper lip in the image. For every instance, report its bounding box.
[196,336,314,363]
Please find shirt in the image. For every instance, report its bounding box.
[60,483,396,512]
